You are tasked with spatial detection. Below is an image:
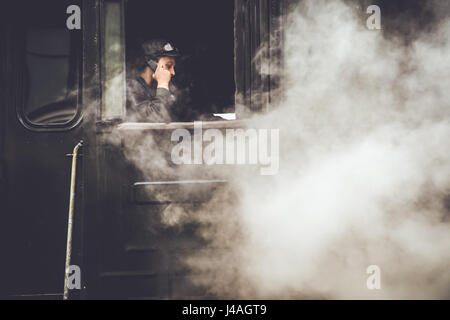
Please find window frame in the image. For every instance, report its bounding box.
[234,0,286,116]
[15,18,83,132]
[122,0,237,124]
[100,0,126,122]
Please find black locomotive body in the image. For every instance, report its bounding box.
[0,0,288,299]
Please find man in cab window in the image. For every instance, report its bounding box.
[126,39,180,122]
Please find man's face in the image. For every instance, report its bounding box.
[158,56,176,76]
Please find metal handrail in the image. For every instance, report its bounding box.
[63,140,83,300]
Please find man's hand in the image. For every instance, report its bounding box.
[152,59,171,90]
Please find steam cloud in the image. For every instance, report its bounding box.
[119,0,450,299]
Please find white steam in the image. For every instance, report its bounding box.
[175,0,450,299]
[114,0,450,299]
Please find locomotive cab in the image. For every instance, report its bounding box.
[0,0,287,299]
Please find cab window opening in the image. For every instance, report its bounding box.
[125,0,236,123]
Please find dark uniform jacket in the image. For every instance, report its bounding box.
[126,76,174,122]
